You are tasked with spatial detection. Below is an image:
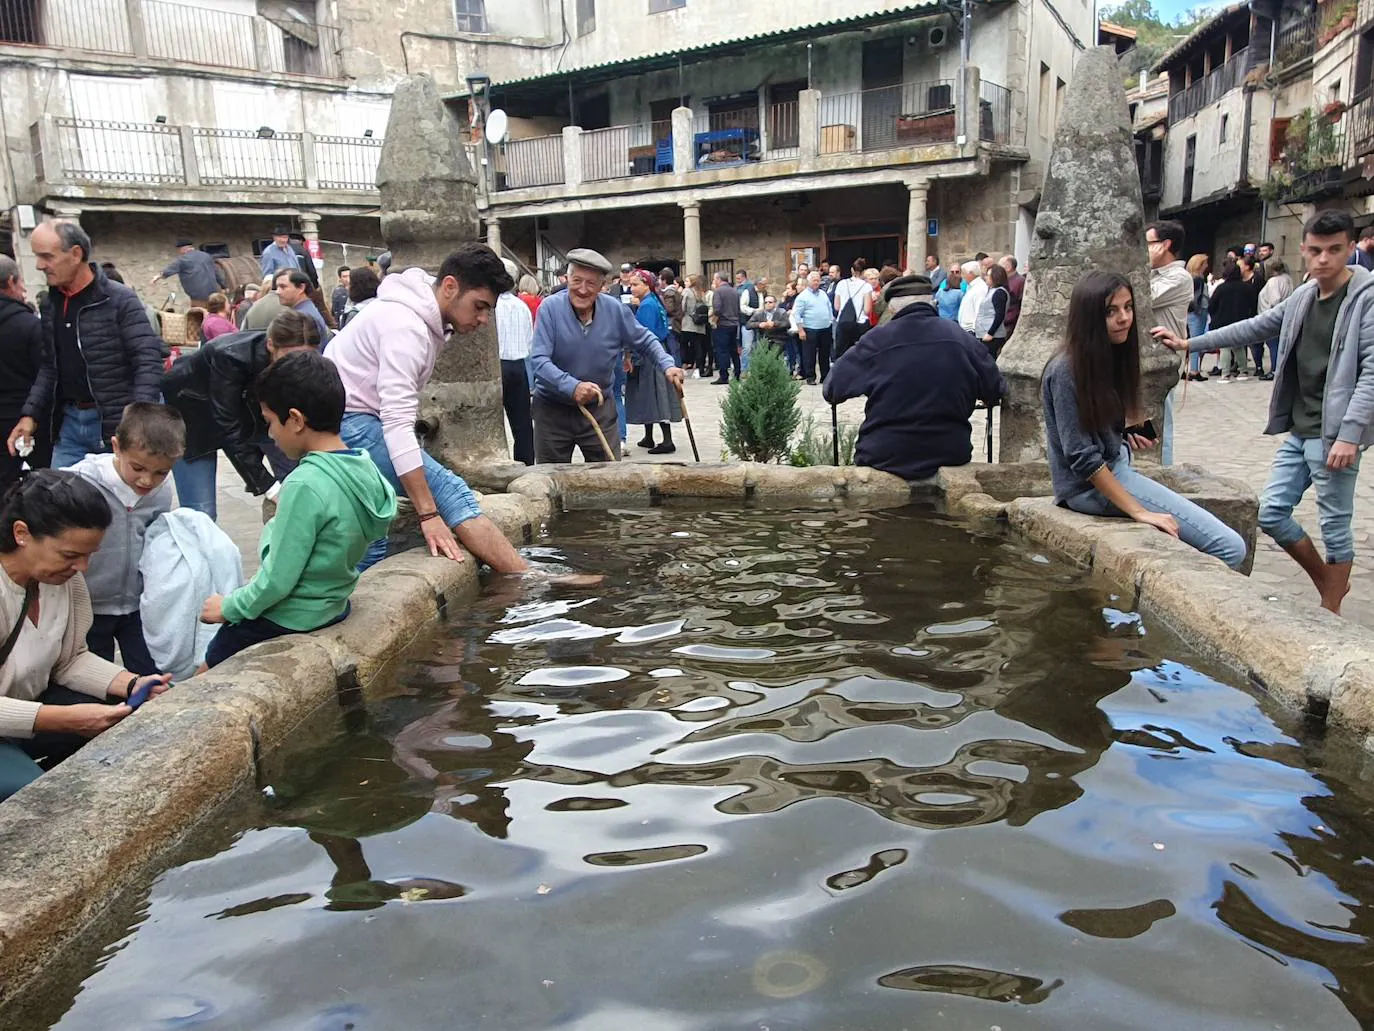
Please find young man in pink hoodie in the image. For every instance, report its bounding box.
[326,244,526,572]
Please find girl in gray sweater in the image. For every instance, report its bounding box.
[1042,271,1246,570]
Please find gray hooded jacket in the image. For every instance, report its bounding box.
[1190,265,1374,453]
[69,453,173,615]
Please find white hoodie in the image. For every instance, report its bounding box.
[325,266,445,477]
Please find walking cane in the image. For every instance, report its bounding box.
[676,384,702,462]
[831,403,840,467]
[985,403,995,463]
[576,386,618,462]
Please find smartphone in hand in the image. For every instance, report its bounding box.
[1125,419,1158,442]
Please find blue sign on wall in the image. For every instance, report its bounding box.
[927,219,939,237]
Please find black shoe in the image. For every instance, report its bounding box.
[636,437,654,449]
[804,377,816,385]
[1209,366,1222,376]
[1259,372,1274,381]
[713,377,730,385]
[1188,372,1208,382]
[648,442,676,454]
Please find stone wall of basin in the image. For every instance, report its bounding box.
[1,460,1372,1008]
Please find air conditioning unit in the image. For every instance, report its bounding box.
[928,25,949,49]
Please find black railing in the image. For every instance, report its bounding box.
[980,80,1013,144]
[0,0,132,53]
[1168,48,1250,122]
[1349,95,1374,163]
[1274,12,1317,69]
[818,79,956,153]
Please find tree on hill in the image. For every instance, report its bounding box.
[1103,0,1215,84]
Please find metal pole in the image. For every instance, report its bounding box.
[807,42,813,90]
[831,403,840,466]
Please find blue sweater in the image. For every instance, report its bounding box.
[530,292,675,404]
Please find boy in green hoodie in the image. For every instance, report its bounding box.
[199,351,396,668]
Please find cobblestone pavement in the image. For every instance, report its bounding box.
[212,371,1373,627]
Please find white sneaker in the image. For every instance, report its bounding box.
[1236,373,1249,381]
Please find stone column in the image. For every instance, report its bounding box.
[177,124,200,186]
[671,106,693,175]
[798,89,821,162]
[124,0,149,58]
[905,182,928,273]
[377,73,510,479]
[301,131,319,190]
[681,200,702,278]
[960,64,981,149]
[562,126,583,186]
[997,47,1174,464]
[486,217,502,253]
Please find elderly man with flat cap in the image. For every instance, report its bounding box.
[823,274,1006,480]
[529,248,684,463]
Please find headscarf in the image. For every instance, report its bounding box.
[632,268,659,296]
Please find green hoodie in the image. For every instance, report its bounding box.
[222,449,397,631]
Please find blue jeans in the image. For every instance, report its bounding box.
[1065,451,1247,569]
[783,337,799,374]
[0,686,107,801]
[711,327,740,380]
[1187,313,1207,374]
[740,326,754,373]
[52,404,107,469]
[1259,434,1361,563]
[340,413,482,570]
[173,442,295,521]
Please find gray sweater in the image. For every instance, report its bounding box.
[1042,354,1123,504]
[69,453,173,615]
[1189,265,1374,454]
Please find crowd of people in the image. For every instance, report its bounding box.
[0,203,1371,800]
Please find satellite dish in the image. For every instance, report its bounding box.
[487,109,509,145]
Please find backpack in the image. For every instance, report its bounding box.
[692,300,710,322]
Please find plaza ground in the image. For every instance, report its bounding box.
[212,373,1372,628]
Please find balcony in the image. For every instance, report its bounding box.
[1274,11,1318,71]
[1168,48,1251,123]
[1361,0,1374,32]
[0,0,343,79]
[490,78,1020,198]
[30,116,382,203]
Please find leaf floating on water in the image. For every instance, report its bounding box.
[536,883,552,895]
[400,887,430,902]
[1152,842,1166,851]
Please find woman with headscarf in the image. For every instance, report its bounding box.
[624,269,682,454]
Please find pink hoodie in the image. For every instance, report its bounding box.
[326,266,443,476]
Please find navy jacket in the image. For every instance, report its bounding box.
[822,302,1006,480]
[23,265,166,442]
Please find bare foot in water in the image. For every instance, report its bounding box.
[539,572,605,588]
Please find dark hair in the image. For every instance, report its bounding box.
[928,252,939,265]
[1260,241,1275,250]
[1147,220,1186,258]
[1058,271,1141,435]
[275,269,311,290]
[438,243,513,296]
[1266,257,1288,276]
[658,267,674,282]
[338,265,349,276]
[851,257,867,274]
[1305,209,1357,242]
[266,309,322,349]
[256,350,345,433]
[988,264,1009,288]
[879,264,900,284]
[1219,258,1241,282]
[1239,255,1257,272]
[206,292,228,314]
[347,266,380,304]
[53,221,92,263]
[0,470,111,551]
[975,252,988,261]
[100,262,123,284]
[115,402,186,458]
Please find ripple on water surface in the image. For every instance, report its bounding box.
[17,506,1374,1031]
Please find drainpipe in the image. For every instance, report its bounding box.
[1261,17,1278,243]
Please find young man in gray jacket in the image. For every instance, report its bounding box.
[1153,209,1374,614]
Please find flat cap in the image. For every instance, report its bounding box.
[175,238,193,248]
[567,248,613,275]
[883,274,935,302]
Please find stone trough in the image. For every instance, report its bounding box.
[3,459,1374,1008]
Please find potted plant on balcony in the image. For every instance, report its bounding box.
[1318,0,1356,45]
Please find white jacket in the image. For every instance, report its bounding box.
[958,278,989,332]
[139,509,243,679]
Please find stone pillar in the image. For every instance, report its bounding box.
[299,212,320,240]
[997,47,1174,464]
[562,125,583,187]
[252,18,275,73]
[905,182,928,273]
[671,106,693,174]
[681,200,702,278]
[798,89,821,161]
[124,0,149,58]
[960,64,981,149]
[486,217,502,253]
[301,131,319,189]
[11,212,42,299]
[177,124,200,186]
[377,73,509,477]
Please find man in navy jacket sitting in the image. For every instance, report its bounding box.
[823,275,1005,481]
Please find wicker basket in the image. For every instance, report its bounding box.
[158,309,204,347]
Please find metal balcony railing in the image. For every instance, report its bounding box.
[0,0,132,53]
[315,135,383,190]
[502,134,565,189]
[818,79,956,154]
[192,127,305,187]
[766,100,800,154]
[52,118,185,184]
[1168,49,1251,122]
[1274,12,1317,70]
[144,0,256,68]
[980,81,1013,144]
[580,123,657,182]
[1349,94,1374,163]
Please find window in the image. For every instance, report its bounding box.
[453,0,487,33]
[1038,63,1051,136]
[649,0,685,10]
[1183,133,1197,204]
[1356,30,1374,96]
[1054,77,1066,133]
[577,0,596,35]
[1219,113,1228,143]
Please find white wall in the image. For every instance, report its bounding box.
[1160,88,1250,209]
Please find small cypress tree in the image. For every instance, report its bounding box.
[719,343,801,463]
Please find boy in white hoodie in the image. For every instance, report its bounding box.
[69,403,184,673]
